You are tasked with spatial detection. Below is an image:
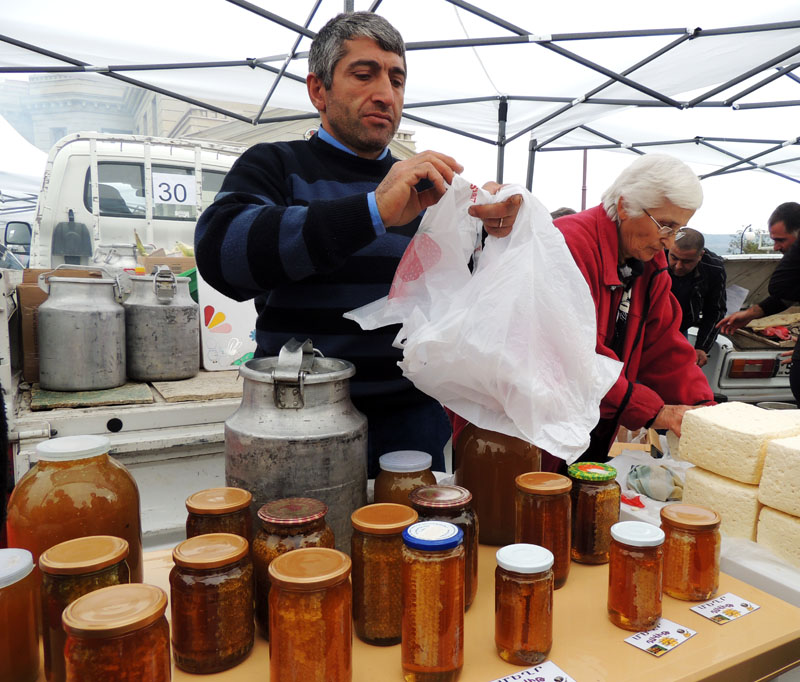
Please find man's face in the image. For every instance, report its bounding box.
[306,37,405,159]
[617,198,696,263]
[668,245,702,277]
[769,221,797,254]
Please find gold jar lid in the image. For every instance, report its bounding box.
[40,536,129,575]
[62,583,167,638]
[351,503,418,534]
[172,533,249,569]
[515,472,572,495]
[409,485,472,509]
[268,547,351,590]
[258,497,328,525]
[660,503,721,530]
[185,487,252,515]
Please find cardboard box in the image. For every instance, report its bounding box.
[139,256,195,276]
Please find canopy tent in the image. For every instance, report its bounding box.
[0,114,46,216]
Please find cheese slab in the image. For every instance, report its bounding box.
[757,506,800,569]
[684,466,761,540]
[758,435,800,517]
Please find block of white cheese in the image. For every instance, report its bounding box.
[757,506,800,569]
[683,466,761,540]
[679,402,800,484]
[758,435,800,516]
[666,430,680,460]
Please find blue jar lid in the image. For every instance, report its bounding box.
[402,520,463,551]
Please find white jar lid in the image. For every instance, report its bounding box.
[379,450,432,473]
[0,548,34,589]
[611,521,665,547]
[36,435,111,461]
[496,543,554,573]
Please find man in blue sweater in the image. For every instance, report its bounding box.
[195,12,520,476]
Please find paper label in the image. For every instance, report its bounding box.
[625,617,697,656]
[487,660,576,682]
[152,172,196,205]
[690,592,760,624]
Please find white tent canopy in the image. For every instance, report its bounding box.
[0,114,46,216]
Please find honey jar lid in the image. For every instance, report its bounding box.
[186,487,252,515]
[258,497,328,525]
[62,583,167,638]
[515,472,572,495]
[409,485,472,508]
[660,504,721,530]
[379,450,432,473]
[496,543,554,574]
[268,547,351,590]
[0,548,34,589]
[402,520,463,551]
[351,503,418,534]
[172,533,249,569]
[567,462,617,481]
[36,435,110,461]
[40,536,129,575]
[611,521,665,547]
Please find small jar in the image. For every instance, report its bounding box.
[515,472,572,589]
[409,484,479,609]
[660,504,721,601]
[0,549,39,682]
[251,497,335,638]
[374,451,437,506]
[495,543,554,666]
[63,583,170,682]
[402,521,465,682]
[608,521,665,632]
[185,487,253,543]
[40,536,131,682]
[269,547,352,682]
[351,503,418,645]
[568,462,620,564]
[170,533,255,673]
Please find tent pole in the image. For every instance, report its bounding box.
[581,150,588,210]
[526,139,536,191]
[496,97,508,184]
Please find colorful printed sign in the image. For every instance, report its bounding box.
[625,618,697,656]
[691,592,760,624]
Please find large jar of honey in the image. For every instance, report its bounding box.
[185,487,253,543]
[660,504,721,601]
[62,583,170,682]
[6,435,144,583]
[251,497,335,638]
[607,521,665,632]
[515,472,572,589]
[374,451,436,506]
[0,548,39,682]
[401,521,465,682]
[170,533,254,673]
[567,462,620,564]
[40,536,131,682]
[454,423,542,545]
[268,547,352,682]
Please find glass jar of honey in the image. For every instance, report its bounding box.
[62,583,170,682]
[351,503,418,645]
[170,532,254,672]
[454,423,542,545]
[6,435,144,583]
[607,521,665,632]
[401,521,465,682]
[185,487,253,543]
[0,549,39,682]
[40,536,131,682]
[268,547,352,682]
[374,451,437,506]
[660,504,721,601]
[495,543,554,666]
[251,497,335,638]
[408,484,479,609]
[567,462,620,564]
[515,472,572,589]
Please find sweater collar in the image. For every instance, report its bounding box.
[593,205,625,288]
[317,125,390,161]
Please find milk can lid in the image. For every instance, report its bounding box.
[62,584,167,637]
[496,543,554,574]
[36,435,110,461]
[611,521,665,547]
[515,472,572,495]
[173,533,249,569]
[379,451,432,473]
[0,548,34,588]
[409,485,472,508]
[40,536,129,575]
[186,487,252,514]
[402,520,463,551]
[268,548,351,590]
[351,503,418,534]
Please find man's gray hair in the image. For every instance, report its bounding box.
[601,154,703,222]
[309,12,406,89]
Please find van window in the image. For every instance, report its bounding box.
[202,170,226,210]
[84,163,146,217]
[153,165,195,221]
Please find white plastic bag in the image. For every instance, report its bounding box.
[346,175,621,463]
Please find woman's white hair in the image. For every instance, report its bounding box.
[601,154,703,222]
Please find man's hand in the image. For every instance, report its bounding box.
[780,349,793,365]
[717,304,763,336]
[467,182,521,238]
[695,349,708,367]
[375,151,463,227]
[651,404,700,437]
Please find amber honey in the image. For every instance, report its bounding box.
[185,487,253,543]
[374,451,437,506]
[0,549,39,682]
[661,504,721,601]
[568,462,620,564]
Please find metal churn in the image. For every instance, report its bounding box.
[225,338,368,552]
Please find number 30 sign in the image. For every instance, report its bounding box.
[152,172,197,205]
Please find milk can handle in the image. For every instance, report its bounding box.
[37,264,115,294]
[272,338,316,409]
[152,266,177,303]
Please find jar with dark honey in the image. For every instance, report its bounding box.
[454,423,542,545]
[608,521,665,632]
[40,536,131,682]
[660,504,721,601]
[269,547,352,682]
[62,583,170,682]
[0,549,38,682]
[251,497,335,638]
[567,462,620,564]
[495,543,554,666]
[402,521,465,682]
[170,532,254,672]
[409,484,479,609]
[515,472,572,589]
[374,451,437,506]
[185,487,253,543]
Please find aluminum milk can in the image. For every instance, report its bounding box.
[124,268,199,381]
[225,338,368,552]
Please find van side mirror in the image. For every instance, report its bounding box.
[5,221,32,248]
